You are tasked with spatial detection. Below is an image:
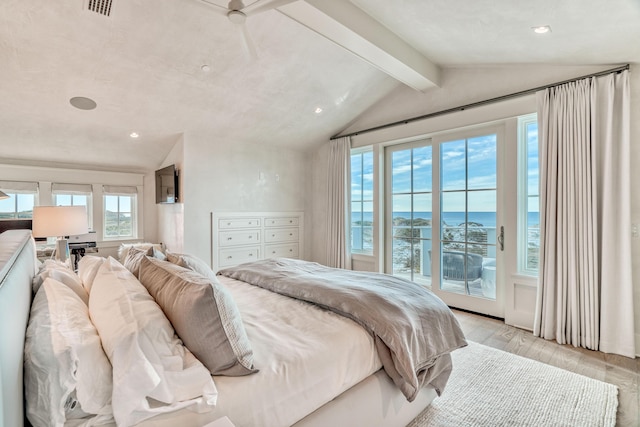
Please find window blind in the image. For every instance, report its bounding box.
[0,180,38,192]
[52,183,92,194]
[102,185,137,195]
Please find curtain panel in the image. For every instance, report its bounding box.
[534,70,634,358]
[326,137,352,269]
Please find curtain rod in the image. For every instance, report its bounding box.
[330,64,630,140]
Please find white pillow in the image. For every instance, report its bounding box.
[89,257,217,426]
[77,255,107,294]
[32,264,88,305]
[40,259,72,271]
[24,278,113,427]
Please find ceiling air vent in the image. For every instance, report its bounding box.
[86,0,114,17]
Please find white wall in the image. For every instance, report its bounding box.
[155,135,185,253]
[181,132,309,264]
[310,63,640,354]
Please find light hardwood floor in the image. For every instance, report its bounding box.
[452,309,639,427]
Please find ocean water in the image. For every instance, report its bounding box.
[354,211,540,227]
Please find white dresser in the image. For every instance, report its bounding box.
[211,212,304,272]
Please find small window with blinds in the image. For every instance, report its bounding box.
[0,181,38,219]
[103,186,137,239]
[52,183,93,230]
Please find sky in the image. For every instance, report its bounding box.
[105,195,132,213]
[351,121,540,214]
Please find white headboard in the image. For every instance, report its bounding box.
[0,230,36,427]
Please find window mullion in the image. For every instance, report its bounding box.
[117,196,122,236]
[360,154,365,252]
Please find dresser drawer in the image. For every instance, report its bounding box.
[264,228,299,243]
[219,230,260,247]
[218,218,261,229]
[218,246,261,267]
[265,217,299,228]
[265,243,299,258]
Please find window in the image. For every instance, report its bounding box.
[350,149,374,254]
[383,127,504,317]
[0,181,38,219]
[518,114,539,274]
[103,186,137,239]
[439,133,498,297]
[52,183,93,230]
[386,141,433,285]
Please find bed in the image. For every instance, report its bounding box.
[0,230,466,427]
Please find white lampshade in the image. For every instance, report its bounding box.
[32,206,89,238]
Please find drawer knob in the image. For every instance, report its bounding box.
[289,233,293,236]
[227,256,233,259]
[272,251,276,254]
[289,220,293,223]
[289,249,293,252]
[248,222,252,225]
[227,237,233,240]
[248,236,252,239]
[227,222,232,226]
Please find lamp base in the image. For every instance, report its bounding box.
[55,238,70,264]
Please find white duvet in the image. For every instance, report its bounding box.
[210,276,382,427]
[119,275,382,427]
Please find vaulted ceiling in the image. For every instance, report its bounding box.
[1,0,638,171]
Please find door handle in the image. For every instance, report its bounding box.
[498,226,504,251]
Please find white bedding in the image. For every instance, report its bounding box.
[207,275,383,426]
[101,275,382,427]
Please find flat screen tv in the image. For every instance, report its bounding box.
[155,164,178,204]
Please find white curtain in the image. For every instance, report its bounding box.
[326,136,352,269]
[534,70,635,358]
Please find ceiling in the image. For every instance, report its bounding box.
[1,0,638,171]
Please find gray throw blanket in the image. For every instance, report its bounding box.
[218,258,467,401]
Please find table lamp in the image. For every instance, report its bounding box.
[32,206,89,264]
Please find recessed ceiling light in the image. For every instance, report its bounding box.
[532,25,551,34]
[315,107,323,114]
[69,96,97,110]
[201,64,211,72]
[129,132,140,139]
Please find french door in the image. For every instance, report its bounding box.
[385,126,505,317]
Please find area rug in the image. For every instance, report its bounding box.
[408,342,618,427]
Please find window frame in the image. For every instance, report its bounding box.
[103,192,137,240]
[0,185,38,219]
[350,148,374,255]
[517,113,539,275]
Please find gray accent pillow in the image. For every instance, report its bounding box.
[137,256,257,376]
[165,251,188,268]
[166,252,217,281]
[122,246,153,278]
[118,243,165,264]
